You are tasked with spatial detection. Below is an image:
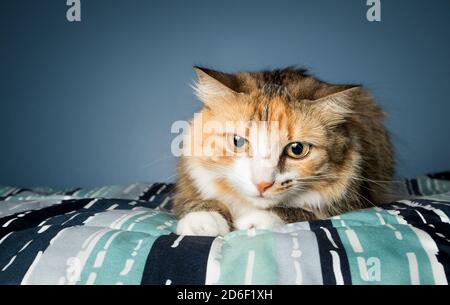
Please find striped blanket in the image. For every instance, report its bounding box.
[0,173,449,285]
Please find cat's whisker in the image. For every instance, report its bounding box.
[142,154,175,169]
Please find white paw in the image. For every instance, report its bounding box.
[234,210,284,230]
[176,211,230,236]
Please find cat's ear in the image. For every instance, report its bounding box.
[312,86,363,126]
[192,66,240,104]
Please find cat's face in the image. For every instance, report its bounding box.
[184,68,361,210]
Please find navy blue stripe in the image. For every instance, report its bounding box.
[410,179,422,195]
[405,179,412,195]
[141,234,214,285]
[309,220,352,285]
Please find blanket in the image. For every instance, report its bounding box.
[0,173,449,285]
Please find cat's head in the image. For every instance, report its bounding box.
[183,67,370,212]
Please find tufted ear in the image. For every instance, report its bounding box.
[192,66,241,104]
[312,86,363,127]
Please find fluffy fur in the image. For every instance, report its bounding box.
[174,67,394,236]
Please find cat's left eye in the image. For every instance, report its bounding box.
[227,134,249,154]
[285,142,311,159]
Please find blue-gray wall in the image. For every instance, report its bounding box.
[1,0,449,187]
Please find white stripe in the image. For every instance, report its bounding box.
[104,231,121,249]
[399,200,449,224]
[38,219,48,227]
[292,236,299,249]
[81,229,104,249]
[357,257,369,281]
[83,199,98,209]
[123,183,136,194]
[330,250,344,285]
[21,251,43,285]
[2,217,17,227]
[293,261,303,284]
[134,239,143,251]
[171,235,184,248]
[320,227,338,248]
[110,211,147,229]
[68,228,110,284]
[426,178,432,194]
[375,213,386,225]
[415,210,427,223]
[94,250,106,268]
[61,213,80,225]
[37,225,51,233]
[86,272,97,285]
[156,184,167,194]
[345,229,364,253]
[19,240,33,252]
[159,196,171,209]
[436,232,445,238]
[410,227,447,284]
[135,212,157,222]
[205,237,224,285]
[0,232,13,245]
[107,204,119,211]
[406,252,420,285]
[434,179,441,194]
[384,224,396,230]
[244,250,255,285]
[120,259,134,276]
[395,231,403,240]
[2,255,16,271]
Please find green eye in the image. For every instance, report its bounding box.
[285,142,311,159]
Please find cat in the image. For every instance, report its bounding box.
[173,66,394,236]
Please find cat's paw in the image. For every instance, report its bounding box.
[234,210,284,230]
[176,211,230,236]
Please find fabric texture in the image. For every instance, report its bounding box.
[0,174,449,285]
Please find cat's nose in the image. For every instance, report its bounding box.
[256,181,274,193]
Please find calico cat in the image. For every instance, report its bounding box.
[173,66,394,236]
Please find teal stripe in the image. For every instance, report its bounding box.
[332,209,435,284]
[78,230,158,284]
[215,230,278,284]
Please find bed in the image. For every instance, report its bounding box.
[0,173,449,285]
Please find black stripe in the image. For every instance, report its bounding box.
[410,179,422,196]
[394,202,450,281]
[405,179,412,195]
[138,183,162,201]
[141,234,214,285]
[309,220,352,285]
[427,171,450,181]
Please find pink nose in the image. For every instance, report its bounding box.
[256,181,274,193]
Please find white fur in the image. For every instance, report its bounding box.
[187,161,221,199]
[234,209,284,230]
[176,211,230,236]
[286,190,324,210]
[227,157,259,197]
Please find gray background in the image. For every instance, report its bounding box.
[1,0,449,188]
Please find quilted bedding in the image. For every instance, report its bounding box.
[0,173,449,285]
